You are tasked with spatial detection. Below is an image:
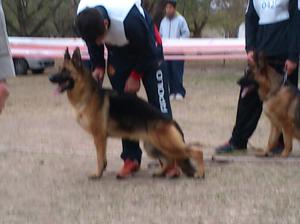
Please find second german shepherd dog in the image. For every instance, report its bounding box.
[242,53,300,157]
[49,48,205,179]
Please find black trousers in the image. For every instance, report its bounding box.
[166,60,186,97]
[107,53,172,164]
[230,56,299,148]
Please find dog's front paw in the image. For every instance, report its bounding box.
[281,151,290,158]
[255,150,272,157]
[194,170,205,179]
[88,173,102,180]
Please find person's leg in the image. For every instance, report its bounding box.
[166,61,175,96]
[230,87,263,149]
[142,61,181,177]
[216,69,263,153]
[107,60,142,165]
[142,61,173,119]
[172,60,186,98]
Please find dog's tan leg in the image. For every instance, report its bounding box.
[149,124,205,179]
[281,125,293,158]
[262,124,281,157]
[89,134,107,180]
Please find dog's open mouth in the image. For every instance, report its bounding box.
[55,80,74,94]
[49,72,74,94]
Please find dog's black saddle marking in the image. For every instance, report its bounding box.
[102,89,171,132]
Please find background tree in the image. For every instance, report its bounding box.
[3,0,64,36]
[209,0,248,37]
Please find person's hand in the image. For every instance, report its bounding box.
[285,60,298,75]
[247,51,255,65]
[0,81,9,114]
[92,67,105,82]
[124,74,141,93]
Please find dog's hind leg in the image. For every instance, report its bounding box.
[149,123,205,178]
[256,123,281,157]
[89,134,107,180]
[143,142,178,177]
[281,125,293,157]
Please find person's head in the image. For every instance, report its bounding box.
[165,0,177,18]
[75,7,109,45]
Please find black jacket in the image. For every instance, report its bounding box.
[86,5,163,75]
[246,0,300,62]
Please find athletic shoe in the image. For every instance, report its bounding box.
[165,165,181,178]
[215,142,246,154]
[116,159,140,179]
[175,93,184,101]
[170,94,175,101]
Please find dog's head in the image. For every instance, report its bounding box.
[49,47,84,94]
[240,52,282,100]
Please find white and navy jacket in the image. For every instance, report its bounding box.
[246,0,300,62]
[77,0,163,75]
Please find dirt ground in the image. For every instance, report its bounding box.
[1,64,300,224]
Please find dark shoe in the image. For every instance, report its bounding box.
[215,142,246,154]
[116,159,140,179]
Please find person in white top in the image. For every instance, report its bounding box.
[160,0,190,100]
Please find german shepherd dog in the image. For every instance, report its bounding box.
[241,53,300,157]
[49,48,205,179]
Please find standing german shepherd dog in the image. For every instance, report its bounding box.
[243,53,300,157]
[49,48,205,179]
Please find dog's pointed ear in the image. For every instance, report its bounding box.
[64,48,71,60]
[72,47,83,69]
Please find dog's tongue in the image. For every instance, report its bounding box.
[54,86,62,96]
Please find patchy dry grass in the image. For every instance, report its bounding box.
[1,65,300,224]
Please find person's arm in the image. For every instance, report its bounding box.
[245,0,259,53]
[287,0,300,63]
[85,41,106,82]
[180,17,190,38]
[124,9,158,78]
[86,41,106,70]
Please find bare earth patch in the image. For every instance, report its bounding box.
[1,65,300,224]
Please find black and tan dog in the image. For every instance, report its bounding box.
[242,53,300,157]
[49,48,205,179]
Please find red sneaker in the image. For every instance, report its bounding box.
[116,159,140,179]
[165,165,181,179]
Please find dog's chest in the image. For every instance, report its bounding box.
[73,107,91,132]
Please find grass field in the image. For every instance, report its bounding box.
[1,64,300,224]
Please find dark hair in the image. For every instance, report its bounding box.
[75,8,106,43]
[166,0,176,7]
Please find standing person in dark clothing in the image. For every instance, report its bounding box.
[76,0,181,178]
[215,0,300,154]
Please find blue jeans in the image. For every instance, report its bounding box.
[166,60,186,97]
